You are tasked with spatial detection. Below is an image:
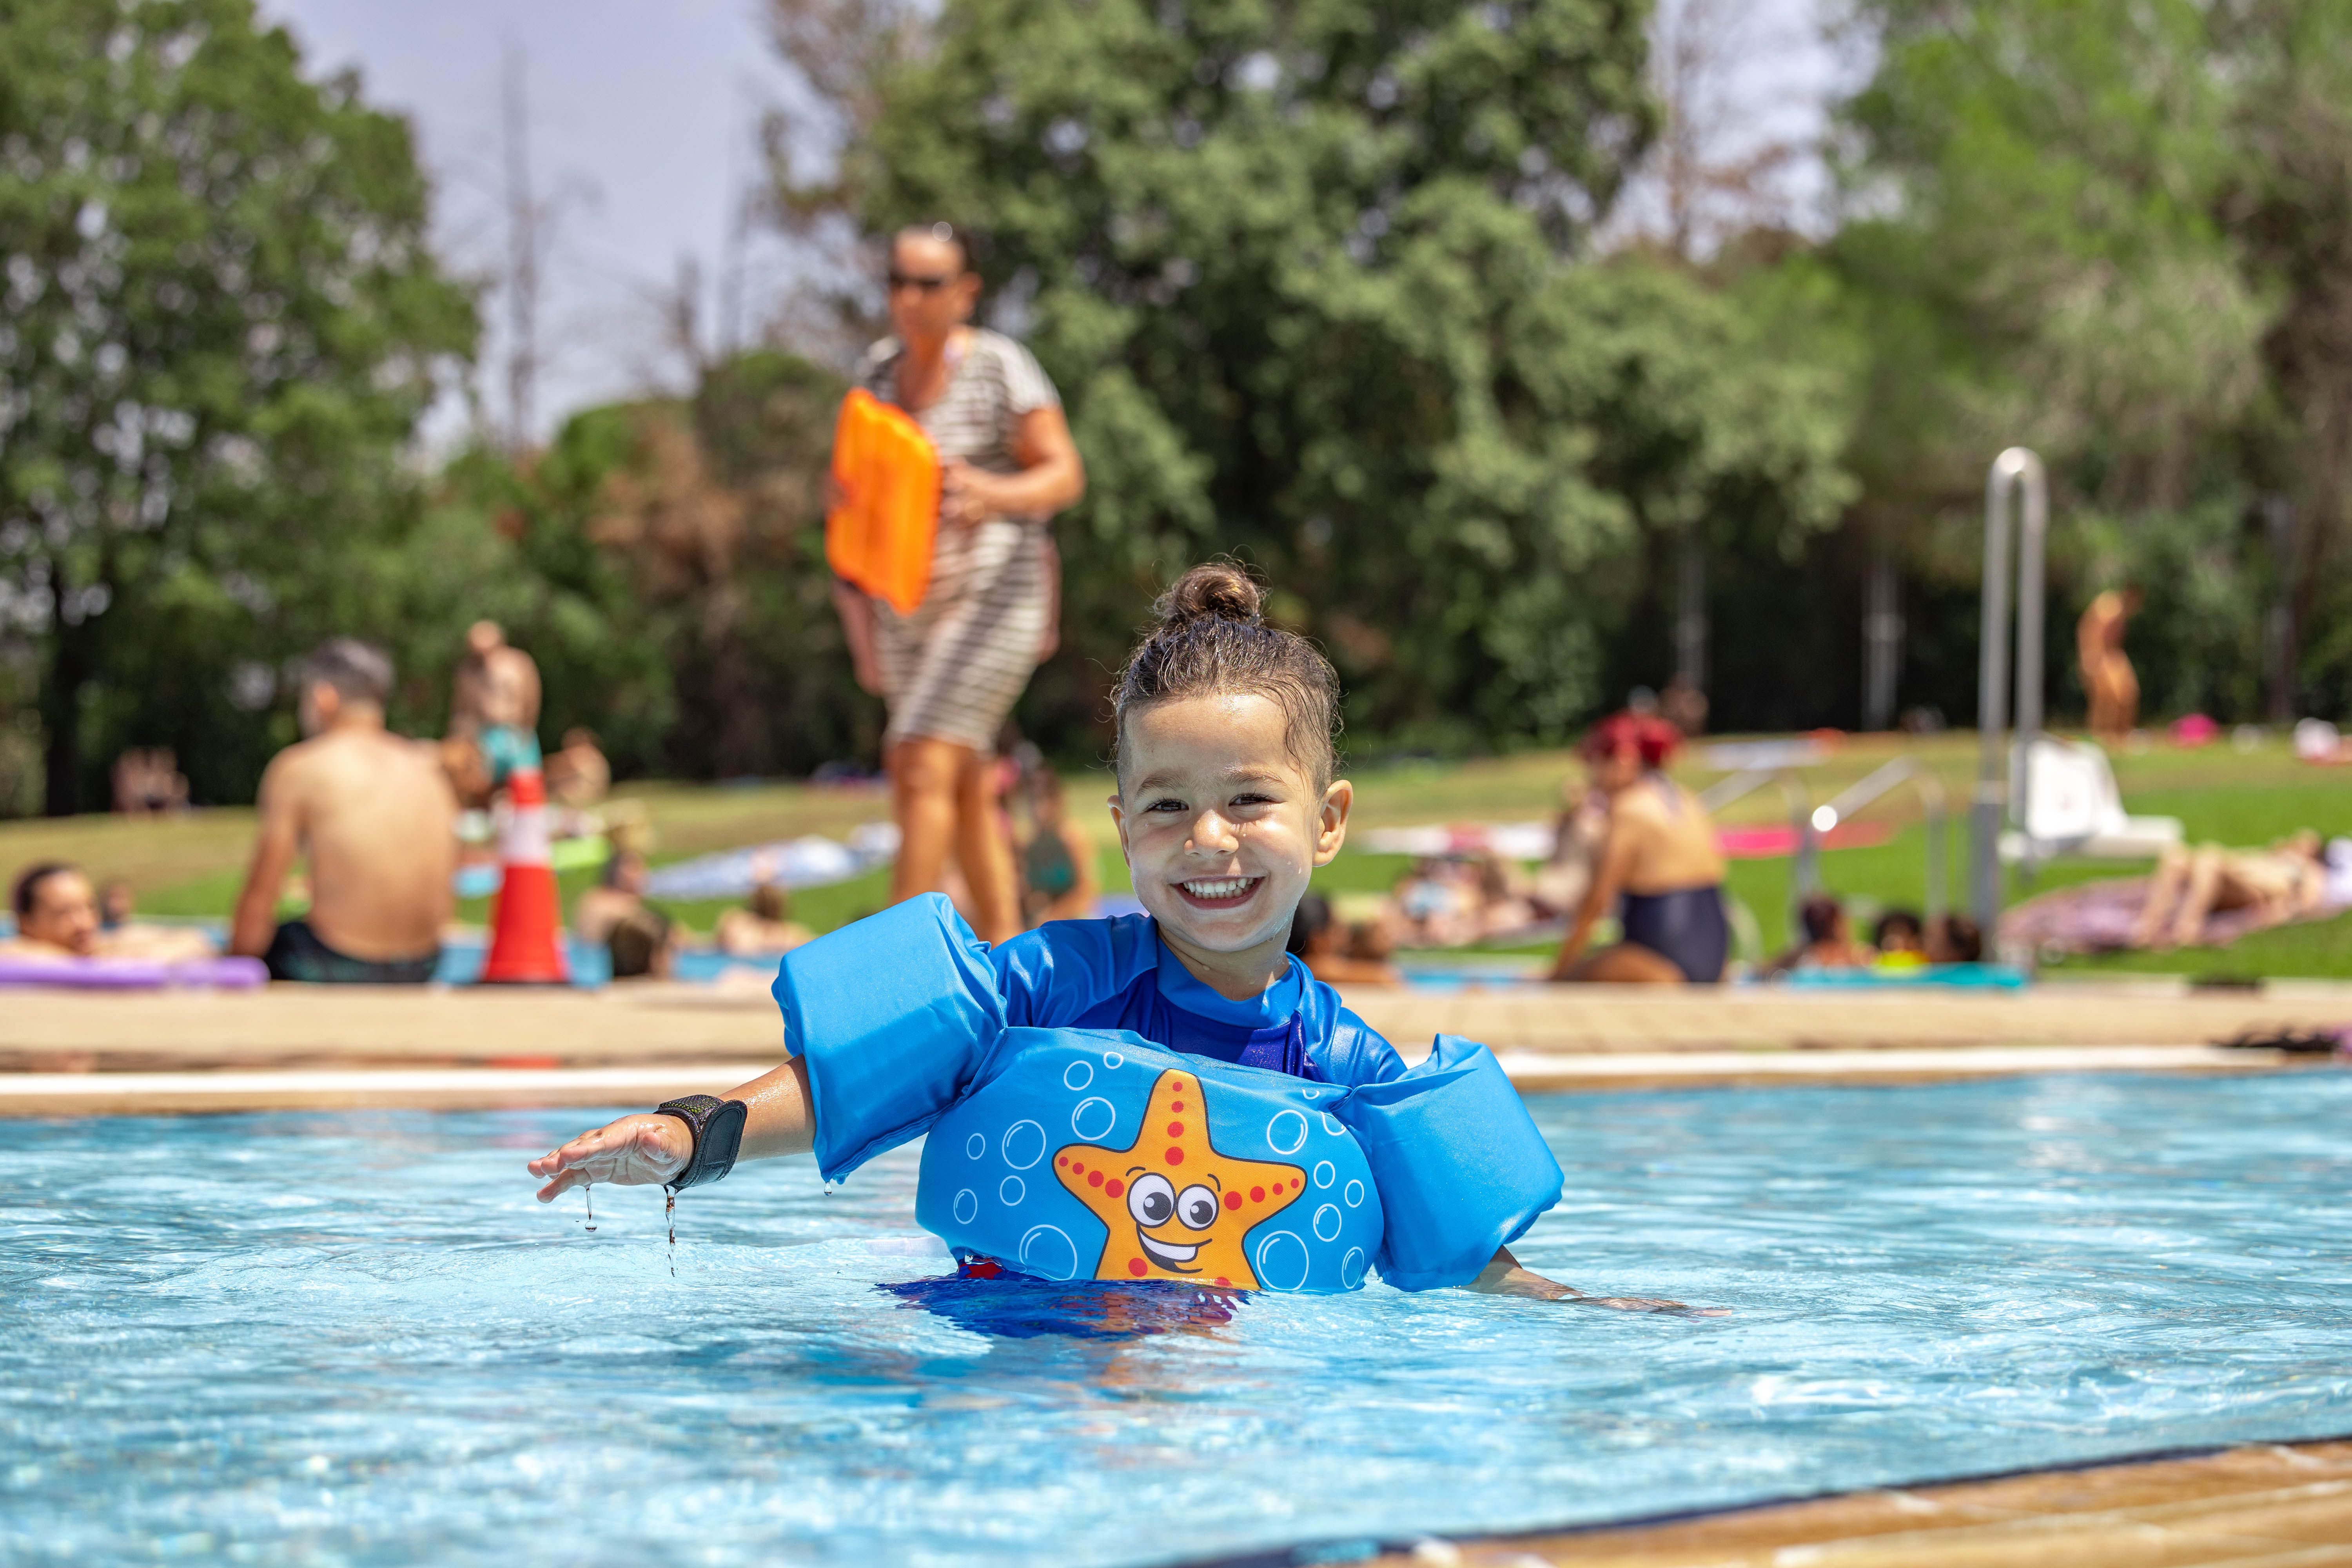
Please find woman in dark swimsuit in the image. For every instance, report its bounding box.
[1546,711,1732,984]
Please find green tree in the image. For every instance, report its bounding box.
[804,0,1855,752]
[2225,0,2352,717]
[577,348,867,778]
[1830,0,2334,726]
[407,348,865,782]
[0,0,473,811]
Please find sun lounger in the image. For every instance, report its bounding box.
[1998,737,2183,863]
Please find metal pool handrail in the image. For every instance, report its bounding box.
[1805,757,1949,921]
[1973,446,2048,930]
[1699,765,1815,933]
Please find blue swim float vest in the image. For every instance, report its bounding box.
[918,1029,1383,1291]
[775,897,1564,1294]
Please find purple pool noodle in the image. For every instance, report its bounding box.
[0,955,269,990]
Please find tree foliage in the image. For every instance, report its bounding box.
[846,0,1857,752]
[1833,0,2352,725]
[0,0,472,810]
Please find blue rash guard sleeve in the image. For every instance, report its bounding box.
[1338,1034,1565,1291]
[988,914,1159,1028]
[772,893,1005,1180]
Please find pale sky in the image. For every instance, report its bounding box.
[257,0,1844,446]
[258,0,810,445]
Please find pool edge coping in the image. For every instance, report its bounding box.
[1164,1429,2352,1568]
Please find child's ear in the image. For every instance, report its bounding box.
[1107,790,1132,863]
[1313,779,1353,867]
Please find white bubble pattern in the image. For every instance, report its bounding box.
[1266,1110,1308,1156]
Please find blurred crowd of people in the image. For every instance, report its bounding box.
[1766,896,1982,977]
[1269,702,2001,989]
[39,566,2309,991]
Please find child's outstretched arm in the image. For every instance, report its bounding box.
[1466,1246,1723,1314]
[528,1057,813,1201]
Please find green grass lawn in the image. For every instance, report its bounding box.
[10,730,2349,976]
[1326,732,2352,973]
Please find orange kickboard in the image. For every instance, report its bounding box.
[826,389,940,615]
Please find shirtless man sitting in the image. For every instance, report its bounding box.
[229,639,459,983]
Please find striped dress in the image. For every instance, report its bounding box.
[855,328,1061,753]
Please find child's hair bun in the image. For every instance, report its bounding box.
[1116,560,1340,788]
[1156,562,1263,627]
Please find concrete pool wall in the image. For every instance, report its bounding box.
[1,978,2345,1114]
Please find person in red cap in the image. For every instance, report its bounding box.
[1546,710,1731,984]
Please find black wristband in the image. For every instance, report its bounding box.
[655,1094,748,1192]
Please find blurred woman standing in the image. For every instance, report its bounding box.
[832,223,1085,942]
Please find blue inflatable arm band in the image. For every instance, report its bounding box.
[772,894,1004,1180]
[1339,1034,1564,1290]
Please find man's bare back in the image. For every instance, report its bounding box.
[260,728,456,958]
[231,645,457,967]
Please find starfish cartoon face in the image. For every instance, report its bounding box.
[1054,1067,1306,1287]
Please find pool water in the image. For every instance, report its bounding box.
[7,1071,2351,1566]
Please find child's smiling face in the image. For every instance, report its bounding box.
[1111,692,1351,985]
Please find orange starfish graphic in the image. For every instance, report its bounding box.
[1053,1067,1307,1287]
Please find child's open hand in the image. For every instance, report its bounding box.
[1570,1294,1732,1317]
[528,1113,690,1202]
[1468,1249,1730,1316]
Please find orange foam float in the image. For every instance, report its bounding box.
[826,388,940,615]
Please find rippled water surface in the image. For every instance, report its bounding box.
[6,1071,2351,1566]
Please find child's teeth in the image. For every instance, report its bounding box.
[1185,878,1252,898]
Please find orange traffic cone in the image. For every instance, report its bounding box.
[478,767,570,985]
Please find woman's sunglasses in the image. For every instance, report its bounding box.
[886,271,957,293]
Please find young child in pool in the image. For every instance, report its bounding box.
[531,564,1683,1307]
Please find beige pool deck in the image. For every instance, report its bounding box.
[0,975,2344,1114]
[1350,1437,2352,1566]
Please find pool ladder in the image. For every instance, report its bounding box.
[1698,756,1951,944]
[1804,758,1950,923]
[1698,766,1816,938]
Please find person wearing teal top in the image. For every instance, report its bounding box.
[477,724,541,789]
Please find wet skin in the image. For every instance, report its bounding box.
[1109,691,1351,1003]
[526,690,1719,1312]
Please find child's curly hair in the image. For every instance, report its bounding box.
[1112,563,1340,788]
